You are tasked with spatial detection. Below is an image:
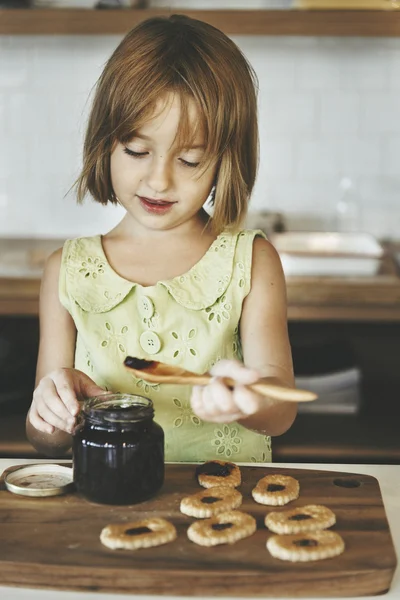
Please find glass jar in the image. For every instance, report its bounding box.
[73,393,164,505]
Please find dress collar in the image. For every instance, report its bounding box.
[66,231,239,313]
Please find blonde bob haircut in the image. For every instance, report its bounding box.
[76,14,259,234]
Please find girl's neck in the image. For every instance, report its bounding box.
[109,208,212,243]
[100,209,219,286]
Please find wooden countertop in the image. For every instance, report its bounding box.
[0,238,63,317]
[1,237,400,321]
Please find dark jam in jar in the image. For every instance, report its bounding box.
[73,394,164,505]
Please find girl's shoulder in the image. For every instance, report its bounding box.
[61,234,103,262]
[59,235,134,314]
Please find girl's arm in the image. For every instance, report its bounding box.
[190,237,297,437]
[236,236,297,436]
[26,249,103,456]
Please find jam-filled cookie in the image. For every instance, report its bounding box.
[195,460,241,488]
[266,530,345,562]
[265,504,336,535]
[252,474,299,506]
[180,486,243,518]
[187,510,256,547]
[100,517,177,550]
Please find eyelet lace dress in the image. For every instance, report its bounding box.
[59,229,272,463]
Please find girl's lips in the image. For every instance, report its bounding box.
[138,196,176,215]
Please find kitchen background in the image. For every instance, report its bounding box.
[1,3,400,239]
[1,1,400,464]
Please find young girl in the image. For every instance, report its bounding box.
[26,14,296,463]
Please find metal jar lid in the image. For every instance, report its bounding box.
[3,463,74,497]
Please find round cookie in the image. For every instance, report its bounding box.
[267,530,345,562]
[100,517,177,550]
[252,474,299,506]
[195,460,241,489]
[265,504,336,534]
[187,510,256,547]
[180,486,243,518]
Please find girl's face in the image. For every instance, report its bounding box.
[110,93,217,233]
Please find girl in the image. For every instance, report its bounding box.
[26,14,296,462]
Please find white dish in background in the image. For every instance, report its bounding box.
[296,368,361,415]
[32,1,96,7]
[270,231,384,277]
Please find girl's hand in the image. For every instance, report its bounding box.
[190,359,262,423]
[28,368,105,435]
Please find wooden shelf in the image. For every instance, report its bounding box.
[1,8,400,36]
[273,413,400,464]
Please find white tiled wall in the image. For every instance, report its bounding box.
[0,32,399,239]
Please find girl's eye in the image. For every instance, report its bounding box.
[180,158,200,168]
[123,147,148,158]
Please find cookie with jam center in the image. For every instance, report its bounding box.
[265,504,336,534]
[100,517,177,550]
[266,530,345,562]
[180,486,243,518]
[195,460,241,489]
[187,510,256,546]
[252,474,300,506]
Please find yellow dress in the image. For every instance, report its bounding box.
[59,229,272,463]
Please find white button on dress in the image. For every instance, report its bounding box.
[139,331,161,354]
[139,296,155,319]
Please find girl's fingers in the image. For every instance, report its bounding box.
[28,406,54,435]
[210,359,260,385]
[191,381,249,423]
[33,379,76,433]
[232,385,260,416]
[51,371,81,417]
[192,396,245,423]
[37,401,74,433]
[208,377,235,413]
[193,385,220,418]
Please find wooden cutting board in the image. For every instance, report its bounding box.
[0,463,397,597]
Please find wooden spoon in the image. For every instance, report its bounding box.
[124,357,317,403]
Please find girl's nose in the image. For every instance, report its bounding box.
[146,156,171,194]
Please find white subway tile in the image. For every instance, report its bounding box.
[0,136,28,179]
[6,91,52,136]
[361,94,400,134]
[259,137,294,179]
[359,176,400,210]
[295,139,341,178]
[389,49,400,90]
[262,93,317,135]
[382,39,400,50]
[338,137,382,177]
[339,39,390,91]
[234,37,296,91]
[31,37,77,90]
[295,45,341,91]
[320,91,360,135]
[382,136,400,177]
[0,37,32,89]
[0,93,5,135]
[252,177,337,217]
[361,207,400,239]
[28,136,80,178]
[0,179,38,236]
